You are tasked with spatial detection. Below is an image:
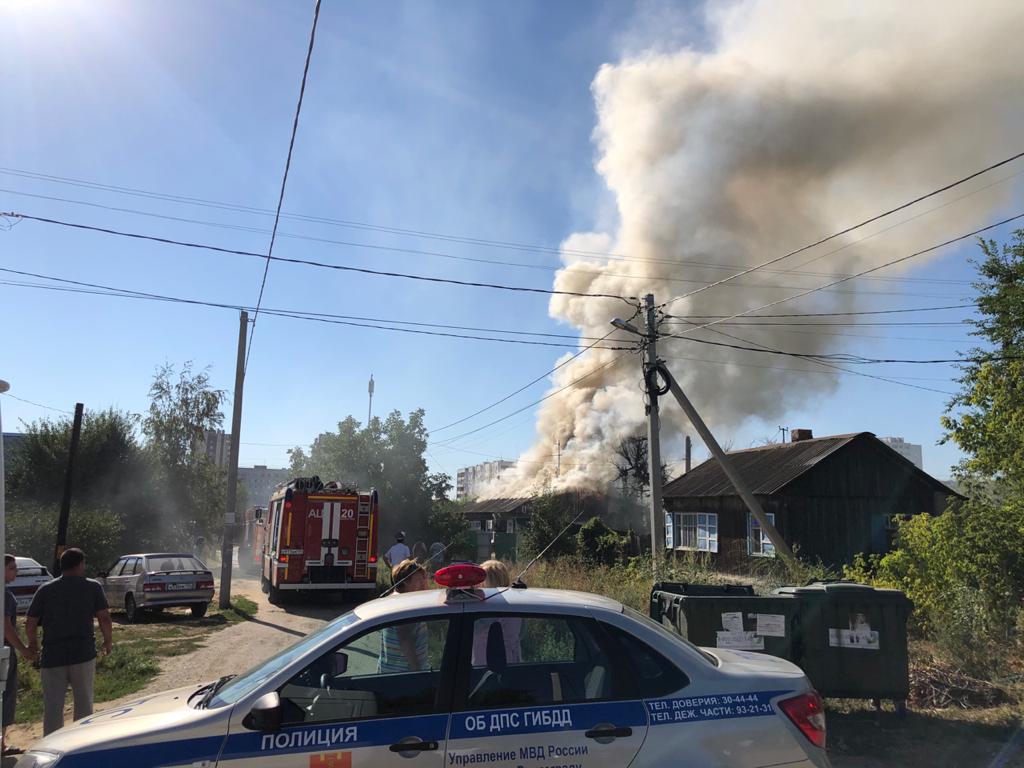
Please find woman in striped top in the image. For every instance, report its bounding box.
[379,559,429,673]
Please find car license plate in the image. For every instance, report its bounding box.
[165,583,191,591]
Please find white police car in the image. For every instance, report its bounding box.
[17,564,829,767]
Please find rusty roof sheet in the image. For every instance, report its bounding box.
[663,433,865,497]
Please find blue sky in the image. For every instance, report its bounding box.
[0,0,1017,482]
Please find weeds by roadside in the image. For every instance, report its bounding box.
[14,596,258,725]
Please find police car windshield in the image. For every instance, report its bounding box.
[622,606,719,666]
[203,612,359,708]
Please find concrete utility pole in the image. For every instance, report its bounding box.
[662,369,795,564]
[54,402,84,575]
[642,293,665,579]
[684,435,692,473]
[219,311,248,609]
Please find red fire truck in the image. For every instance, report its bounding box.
[259,477,380,604]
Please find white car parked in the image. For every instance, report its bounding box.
[16,564,829,768]
[9,557,53,613]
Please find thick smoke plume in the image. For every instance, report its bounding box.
[485,0,1024,497]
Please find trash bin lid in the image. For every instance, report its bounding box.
[774,581,909,600]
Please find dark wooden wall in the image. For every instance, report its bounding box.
[665,436,955,568]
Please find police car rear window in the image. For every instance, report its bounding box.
[622,607,719,666]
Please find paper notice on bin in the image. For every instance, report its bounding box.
[721,611,744,632]
[829,628,880,650]
[716,630,764,650]
[756,613,786,637]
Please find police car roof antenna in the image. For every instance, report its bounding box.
[509,507,588,590]
[381,540,457,598]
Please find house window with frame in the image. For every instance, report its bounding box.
[468,519,482,531]
[668,512,718,553]
[748,512,776,557]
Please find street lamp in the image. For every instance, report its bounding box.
[610,317,642,336]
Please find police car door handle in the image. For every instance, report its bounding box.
[389,737,439,753]
[585,725,633,740]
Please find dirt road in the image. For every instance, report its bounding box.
[8,577,339,748]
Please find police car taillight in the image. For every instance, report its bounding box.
[434,563,486,588]
[779,691,826,749]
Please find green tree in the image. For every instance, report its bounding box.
[426,501,474,561]
[6,409,150,562]
[941,229,1024,488]
[142,363,227,547]
[520,494,580,560]
[291,409,451,543]
[577,516,628,567]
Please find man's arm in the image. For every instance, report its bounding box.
[95,609,113,656]
[4,614,29,659]
[24,616,39,662]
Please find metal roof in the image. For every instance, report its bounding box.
[459,497,532,518]
[663,433,866,497]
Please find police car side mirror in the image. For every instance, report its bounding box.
[332,651,348,676]
[243,692,282,731]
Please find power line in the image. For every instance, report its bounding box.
[432,355,629,446]
[666,303,976,319]
[247,0,323,370]
[659,149,1024,310]
[0,187,982,296]
[428,328,625,434]
[3,161,1020,285]
[0,392,73,414]
[0,211,636,302]
[665,316,958,396]
[657,212,1024,346]
[662,320,966,327]
[657,329,1014,367]
[0,267,637,351]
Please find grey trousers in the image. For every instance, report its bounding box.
[40,659,95,735]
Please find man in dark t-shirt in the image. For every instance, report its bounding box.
[26,548,113,735]
[3,555,31,756]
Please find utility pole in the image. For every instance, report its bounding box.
[367,374,375,425]
[54,402,84,576]
[555,440,561,477]
[779,426,789,443]
[642,293,665,579]
[0,380,8,753]
[684,435,692,473]
[219,311,248,609]
[663,368,795,564]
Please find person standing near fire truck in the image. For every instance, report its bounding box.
[383,531,410,569]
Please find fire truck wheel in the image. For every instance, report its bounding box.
[260,576,270,594]
[268,584,282,605]
[125,594,143,624]
[191,603,208,619]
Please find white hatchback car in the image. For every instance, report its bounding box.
[16,565,829,768]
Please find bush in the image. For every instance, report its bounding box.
[843,495,1024,677]
[577,517,629,567]
[426,502,474,562]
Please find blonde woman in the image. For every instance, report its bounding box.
[472,560,522,665]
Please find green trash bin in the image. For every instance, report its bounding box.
[649,585,800,662]
[775,581,913,706]
[649,582,754,624]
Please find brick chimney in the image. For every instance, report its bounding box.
[791,428,814,443]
